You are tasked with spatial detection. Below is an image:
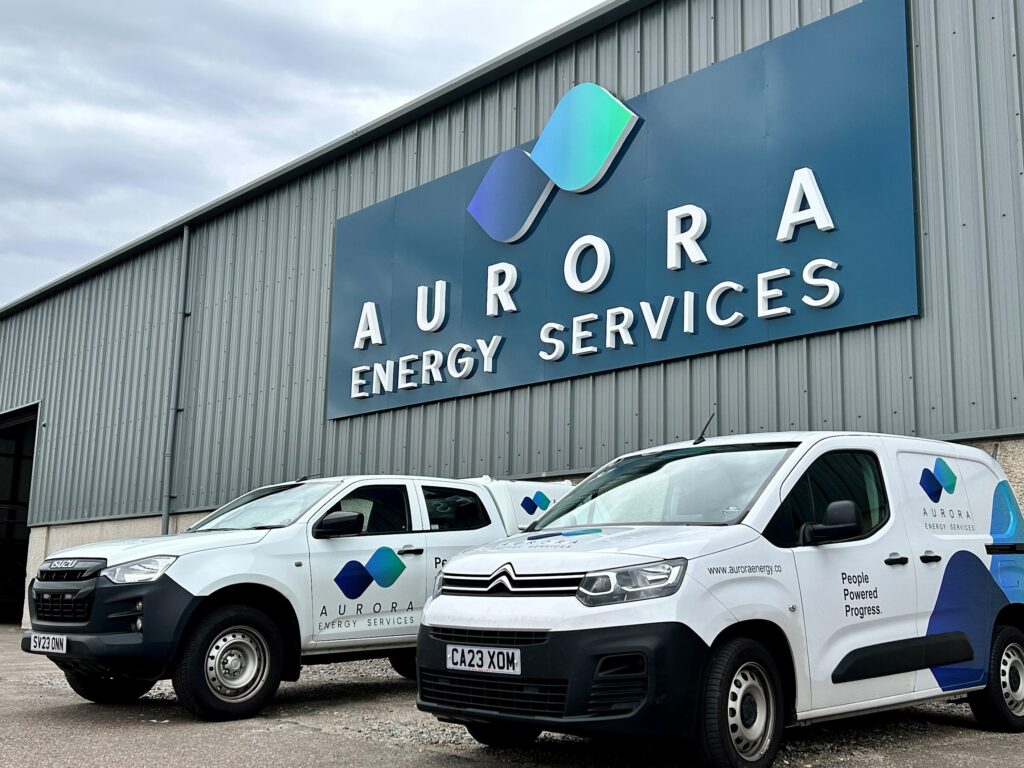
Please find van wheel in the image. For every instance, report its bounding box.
[969,625,1024,732]
[64,670,154,704]
[466,722,542,748]
[172,605,283,721]
[387,650,417,680]
[697,638,784,768]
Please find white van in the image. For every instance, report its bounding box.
[417,432,1024,767]
[22,474,570,720]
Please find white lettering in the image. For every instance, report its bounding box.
[371,360,395,394]
[640,296,675,341]
[416,281,447,332]
[353,302,383,349]
[486,263,519,317]
[605,307,635,349]
[707,281,745,327]
[539,323,566,361]
[476,335,502,374]
[421,350,444,384]
[802,258,841,308]
[397,354,418,390]
[666,204,709,269]
[682,291,695,334]
[776,167,835,242]
[757,268,792,319]
[564,235,611,293]
[572,313,600,356]
[351,366,370,399]
[447,343,475,379]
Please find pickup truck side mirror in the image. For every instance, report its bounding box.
[800,500,861,546]
[313,510,364,539]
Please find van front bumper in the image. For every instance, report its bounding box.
[22,574,201,680]
[416,621,709,738]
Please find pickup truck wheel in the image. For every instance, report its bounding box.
[465,722,542,748]
[64,670,154,704]
[697,637,784,768]
[172,605,283,721]
[969,624,1024,732]
[387,650,417,680]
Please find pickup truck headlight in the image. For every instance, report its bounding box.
[576,558,687,607]
[101,556,177,584]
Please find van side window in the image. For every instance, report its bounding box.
[337,485,411,534]
[764,451,890,548]
[423,486,491,532]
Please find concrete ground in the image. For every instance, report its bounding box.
[1,625,1022,768]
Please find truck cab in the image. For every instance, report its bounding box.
[22,474,570,719]
[417,432,1024,767]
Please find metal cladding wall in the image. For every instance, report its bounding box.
[2,0,1024,526]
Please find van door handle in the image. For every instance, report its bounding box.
[397,546,424,556]
[884,554,909,566]
[920,551,942,564]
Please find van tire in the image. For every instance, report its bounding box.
[697,637,784,768]
[465,722,542,748]
[968,624,1024,732]
[172,605,283,721]
[64,670,155,704]
[388,650,417,680]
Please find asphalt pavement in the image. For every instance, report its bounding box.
[1,625,1021,768]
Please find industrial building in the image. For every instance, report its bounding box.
[2,0,1023,624]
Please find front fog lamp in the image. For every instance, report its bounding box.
[576,558,687,607]
[101,556,177,584]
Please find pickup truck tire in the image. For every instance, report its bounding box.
[387,650,417,680]
[172,605,283,721]
[465,722,542,748]
[696,637,784,768]
[968,624,1024,732]
[64,670,155,704]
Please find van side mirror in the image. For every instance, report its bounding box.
[800,500,861,545]
[313,510,364,539]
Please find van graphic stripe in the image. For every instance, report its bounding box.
[831,632,974,684]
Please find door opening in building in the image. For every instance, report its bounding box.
[0,405,37,624]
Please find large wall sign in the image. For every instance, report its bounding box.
[327,0,916,419]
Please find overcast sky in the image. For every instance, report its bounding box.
[0,0,602,307]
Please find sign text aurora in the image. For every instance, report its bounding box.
[349,165,842,400]
[326,0,917,419]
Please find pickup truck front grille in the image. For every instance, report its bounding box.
[34,591,92,622]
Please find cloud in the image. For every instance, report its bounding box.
[0,0,601,306]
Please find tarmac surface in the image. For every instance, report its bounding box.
[1,624,1022,767]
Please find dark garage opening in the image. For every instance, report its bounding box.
[0,405,36,623]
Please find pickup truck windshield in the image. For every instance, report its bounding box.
[189,482,337,531]
[533,444,795,529]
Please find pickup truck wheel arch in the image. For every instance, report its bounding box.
[176,584,302,683]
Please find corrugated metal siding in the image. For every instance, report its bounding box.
[3,0,1024,525]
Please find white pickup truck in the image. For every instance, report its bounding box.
[21,474,570,720]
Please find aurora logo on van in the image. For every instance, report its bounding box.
[919,458,957,504]
[335,547,406,599]
[466,83,638,243]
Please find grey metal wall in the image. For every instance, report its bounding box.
[3,0,1024,526]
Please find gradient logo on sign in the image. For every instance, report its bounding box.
[920,458,957,503]
[335,547,406,599]
[467,83,639,243]
[520,491,552,516]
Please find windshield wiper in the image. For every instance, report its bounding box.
[250,524,286,530]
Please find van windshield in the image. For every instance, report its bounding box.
[532,444,795,529]
[188,482,338,531]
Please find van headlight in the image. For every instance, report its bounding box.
[432,569,444,599]
[101,556,177,584]
[576,558,687,607]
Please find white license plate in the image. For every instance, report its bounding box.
[446,644,521,676]
[29,633,67,655]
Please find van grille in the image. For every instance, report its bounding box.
[420,671,568,716]
[441,564,583,597]
[34,592,92,622]
[429,627,549,646]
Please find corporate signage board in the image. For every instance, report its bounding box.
[327,0,916,419]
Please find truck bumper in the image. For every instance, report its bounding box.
[416,621,709,739]
[23,574,201,680]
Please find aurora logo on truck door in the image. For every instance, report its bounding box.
[327,0,917,419]
[335,547,406,599]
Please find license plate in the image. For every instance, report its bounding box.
[29,633,67,655]
[446,644,521,676]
